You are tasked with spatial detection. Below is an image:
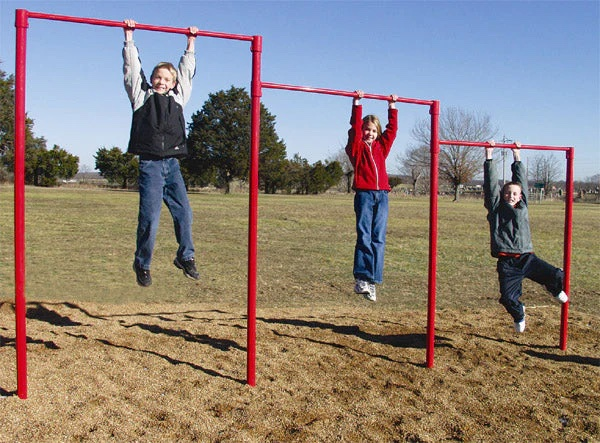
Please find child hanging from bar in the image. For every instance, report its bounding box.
[345,90,398,302]
[484,141,568,332]
[123,19,200,287]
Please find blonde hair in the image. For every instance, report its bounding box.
[362,115,382,138]
[151,62,177,82]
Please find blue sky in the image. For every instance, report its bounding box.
[1,0,598,179]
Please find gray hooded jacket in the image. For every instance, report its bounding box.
[484,159,534,257]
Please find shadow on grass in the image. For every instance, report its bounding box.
[470,332,558,350]
[259,317,452,367]
[96,339,246,384]
[26,302,85,326]
[524,350,600,367]
[0,387,16,397]
[259,317,451,349]
[123,322,244,352]
[1,333,59,350]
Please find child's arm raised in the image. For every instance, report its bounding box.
[177,26,199,107]
[353,90,364,106]
[124,19,135,41]
[186,26,199,52]
[388,94,398,109]
[486,139,495,160]
[512,142,521,162]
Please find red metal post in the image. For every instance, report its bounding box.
[426,101,440,368]
[560,148,575,350]
[14,8,29,400]
[247,35,262,386]
[16,9,258,394]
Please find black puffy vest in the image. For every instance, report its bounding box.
[127,91,188,159]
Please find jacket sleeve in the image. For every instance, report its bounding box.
[380,108,398,158]
[484,159,500,213]
[345,104,362,166]
[176,49,196,107]
[122,40,147,112]
[511,161,528,206]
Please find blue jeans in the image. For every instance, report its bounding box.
[497,253,564,322]
[134,158,195,269]
[353,190,389,284]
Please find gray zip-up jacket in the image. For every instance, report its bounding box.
[123,40,195,158]
[484,159,534,257]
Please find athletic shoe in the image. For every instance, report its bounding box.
[354,279,370,294]
[174,257,200,280]
[514,318,526,333]
[555,291,569,304]
[364,283,377,302]
[133,262,152,287]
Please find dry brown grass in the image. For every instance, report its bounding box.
[0,187,598,441]
[0,302,598,442]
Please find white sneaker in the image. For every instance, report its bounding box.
[555,291,569,304]
[354,279,370,294]
[514,318,526,333]
[364,283,376,302]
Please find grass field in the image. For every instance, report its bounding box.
[0,185,598,442]
[0,186,598,314]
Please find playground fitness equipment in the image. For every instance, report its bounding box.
[11,9,574,399]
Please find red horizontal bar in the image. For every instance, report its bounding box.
[439,140,573,152]
[262,81,435,106]
[25,10,254,42]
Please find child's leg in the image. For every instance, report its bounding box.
[353,191,375,282]
[522,254,564,297]
[163,158,195,261]
[497,258,525,322]
[135,159,165,269]
[371,191,389,284]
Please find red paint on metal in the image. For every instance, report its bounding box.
[440,139,575,351]
[426,101,440,368]
[247,35,263,387]
[262,82,435,106]
[14,8,29,400]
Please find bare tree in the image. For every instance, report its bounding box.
[411,107,497,201]
[330,146,354,193]
[529,153,563,195]
[396,144,430,195]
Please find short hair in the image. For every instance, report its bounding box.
[151,62,177,83]
[362,115,382,138]
[502,181,522,194]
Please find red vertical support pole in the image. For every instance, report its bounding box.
[247,35,262,386]
[14,9,29,399]
[426,101,440,368]
[560,148,574,350]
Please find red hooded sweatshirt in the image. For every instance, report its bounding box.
[345,104,398,191]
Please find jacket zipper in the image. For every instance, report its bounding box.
[368,143,379,190]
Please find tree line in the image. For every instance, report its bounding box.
[2,66,595,198]
[96,87,344,194]
[0,68,78,186]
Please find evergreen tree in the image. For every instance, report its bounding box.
[184,86,287,193]
[94,146,138,189]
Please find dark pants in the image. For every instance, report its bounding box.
[497,253,564,322]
